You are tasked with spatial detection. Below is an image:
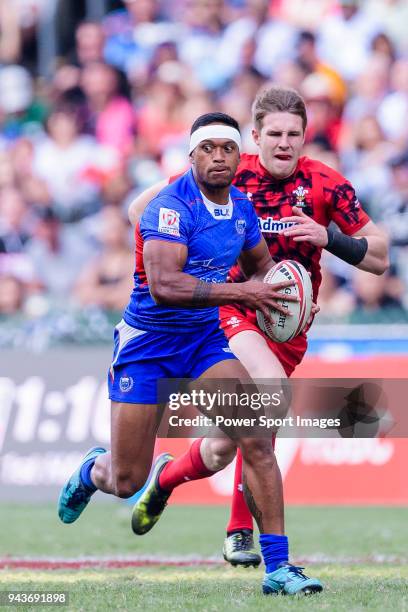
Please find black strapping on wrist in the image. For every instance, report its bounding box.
[325,227,368,265]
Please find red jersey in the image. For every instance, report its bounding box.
[230,153,370,301]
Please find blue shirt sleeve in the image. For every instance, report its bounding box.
[140,195,194,245]
[242,203,262,251]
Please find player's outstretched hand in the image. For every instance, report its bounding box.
[279,206,328,247]
[241,279,299,323]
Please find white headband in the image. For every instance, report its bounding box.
[189,125,241,154]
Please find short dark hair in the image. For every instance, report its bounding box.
[252,85,307,132]
[190,112,240,135]
[298,30,316,45]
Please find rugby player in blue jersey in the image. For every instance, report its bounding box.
[58,112,322,596]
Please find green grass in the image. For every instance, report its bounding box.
[1,503,406,559]
[1,504,407,611]
[2,566,408,612]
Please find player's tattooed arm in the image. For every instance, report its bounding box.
[192,280,212,305]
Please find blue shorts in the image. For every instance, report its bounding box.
[108,319,237,404]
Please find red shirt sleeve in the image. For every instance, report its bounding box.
[316,162,371,235]
[329,180,370,235]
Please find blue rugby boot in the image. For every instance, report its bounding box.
[262,562,323,596]
[58,447,106,524]
[131,453,174,535]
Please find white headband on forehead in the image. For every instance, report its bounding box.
[189,125,241,154]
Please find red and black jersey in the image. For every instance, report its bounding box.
[229,154,370,301]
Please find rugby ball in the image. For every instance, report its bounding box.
[256,260,313,343]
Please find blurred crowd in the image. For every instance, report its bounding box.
[1,0,408,347]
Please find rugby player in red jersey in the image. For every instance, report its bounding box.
[128,85,389,568]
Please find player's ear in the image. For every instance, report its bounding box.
[252,127,260,146]
[189,151,195,166]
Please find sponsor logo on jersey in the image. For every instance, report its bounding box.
[119,376,134,392]
[236,219,246,234]
[292,185,309,207]
[158,207,180,236]
[222,347,233,353]
[213,206,232,219]
[258,217,297,233]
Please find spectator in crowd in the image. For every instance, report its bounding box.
[210,0,268,81]
[372,150,408,299]
[371,31,396,64]
[74,206,134,312]
[296,30,347,107]
[135,66,189,159]
[317,0,382,81]
[349,267,408,323]
[219,67,264,151]
[0,275,25,316]
[341,115,396,214]
[103,0,177,80]
[7,138,53,214]
[80,61,135,155]
[75,21,106,66]
[302,73,342,150]
[302,138,341,170]
[0,152,17,190]
[0,187,37,289]
[177,0,228,90]
[374,150,408,243]
[272,60,308,93]
[32,104,112,222]
[24,207,96,302]
[277,0,334,30]
[0,0,22,64]
[377,58,408,147]
[0,187,31,254]
[314,266,354,323]
[367,0,408,55]
[341,53,390,142]
[0,65,47,141]
[251,3,297,78]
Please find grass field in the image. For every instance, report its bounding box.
[1,503,407,611]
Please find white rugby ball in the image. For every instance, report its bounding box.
[256,260,313,343]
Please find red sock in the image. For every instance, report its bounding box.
[159,438,215,492]
[226,434,276,534]
[226,449,253,533]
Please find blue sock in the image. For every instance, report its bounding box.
[259,534,289,573]
[80,457,97,492]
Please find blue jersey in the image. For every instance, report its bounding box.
[124,169,262,333]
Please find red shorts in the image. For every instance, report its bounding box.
[219,304,307,377]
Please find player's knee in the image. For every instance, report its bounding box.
[209,448,235,471]
[239,438,275,468]
[201,438,236,472]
